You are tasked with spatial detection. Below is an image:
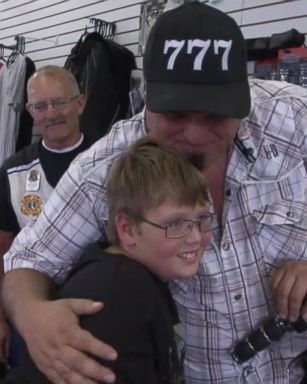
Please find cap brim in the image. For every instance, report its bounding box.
[146,81,251,119]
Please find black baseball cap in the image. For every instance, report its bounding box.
[144,1,251,118]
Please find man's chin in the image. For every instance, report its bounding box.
[184,153,206,171]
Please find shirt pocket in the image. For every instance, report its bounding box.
[241,160,307,265]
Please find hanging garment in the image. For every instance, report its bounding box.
[0,52,26,165]
[139,0,166,55]
[65,32,135,145]
[15,56,35,152]
[15,57,35,152]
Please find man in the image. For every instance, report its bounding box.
[3,2,307,383]
[0,65,88,366]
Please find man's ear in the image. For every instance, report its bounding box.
[115,212,138,246]
[25,103,34,118]
[76,94,87,115]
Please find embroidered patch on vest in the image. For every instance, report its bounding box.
[20,194,43,216]
[26,169,41,192]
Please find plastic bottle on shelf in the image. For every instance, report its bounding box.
[299,62,307,88]
[278,54,300,85]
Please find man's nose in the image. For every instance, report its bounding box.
[45,103,58,116]
[183,120,211,144]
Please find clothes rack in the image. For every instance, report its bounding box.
[0,34,58,55]
[0,35,25,53]
[25,35,59,46]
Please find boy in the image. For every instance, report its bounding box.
[5,137,212,383]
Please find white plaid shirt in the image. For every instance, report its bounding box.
[5,79,307,383]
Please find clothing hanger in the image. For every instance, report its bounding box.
[0,45,5,62]
[7,35,25,65]
[89,17,116,40]
[80,25,89,42]
[101,21,116,40]
[16,35,26,54]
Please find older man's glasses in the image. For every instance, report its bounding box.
[140,213,214,238]
[27,95,79,113]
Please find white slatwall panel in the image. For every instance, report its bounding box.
[0,0,306,69]
[241,0,307,38]
[0,0,142,68]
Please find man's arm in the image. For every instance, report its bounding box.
[0,230,15,363]
[0,164,22,363]
[3,269,117,384]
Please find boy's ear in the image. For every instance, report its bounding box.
[115,212,138,246]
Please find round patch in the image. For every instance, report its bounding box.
[21,194,43,217]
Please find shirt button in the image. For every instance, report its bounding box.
[222,242,230,251]
[244,366,254,375]
[234,294,242,301]
[287,211,295,218]
[226,189,231,197]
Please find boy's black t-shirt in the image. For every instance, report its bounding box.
[5,244,185,383]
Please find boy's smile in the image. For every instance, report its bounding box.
[123,201,212,280]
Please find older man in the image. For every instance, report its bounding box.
[0,65,88,366]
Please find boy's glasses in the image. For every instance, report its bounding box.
[27,95,79,113]
[139,213,214,238]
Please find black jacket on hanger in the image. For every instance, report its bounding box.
[65,32,135,145]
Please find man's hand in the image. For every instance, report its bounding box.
[22,298,117,384]
[3,269,117,383]
[272,260,307,322]
[0,317,10,364]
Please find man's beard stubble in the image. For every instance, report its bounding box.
[184,152,206,172]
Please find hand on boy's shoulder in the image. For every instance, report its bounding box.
[21,298,117,384]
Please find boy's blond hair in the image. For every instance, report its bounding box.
[107,137,210,244]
